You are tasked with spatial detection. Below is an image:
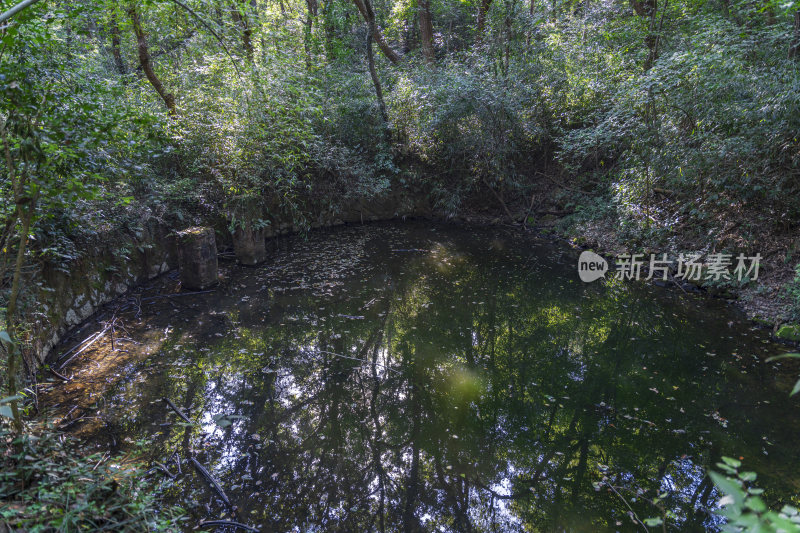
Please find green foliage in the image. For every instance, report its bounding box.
[389,56,550,213]
[711,457,800,532]
[0,418,184,531]
[557,4,800,236]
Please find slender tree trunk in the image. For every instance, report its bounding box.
[128,5,177,115]
[321,0,338,59]
[366,28,390,140]
[629,0,655,15]
[4,205,34,435]
[304,0,319,65]
[418,0,434,62]
[790,11,800,59]
[634,0,663,71]
[369,332,387,533]
[0,121,34,435]
[403,346,421,533]
[353,0,402,63]
[109,14,127,74]
[403,9,417,53]
[476,0,492,40]
[306,0,319,25]
[230,1,254,62]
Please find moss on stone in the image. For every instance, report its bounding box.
[776,324,800,342]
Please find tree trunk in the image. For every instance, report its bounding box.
[632,0,661,71]
[128,5,177,115]
[109,13,127,75]
[402,345,421,533]
[790,11,800,59]
[630,0,655,16]
[0,120,35,436]
[418,0,435,62]
[476,0,491,40]
[306,0,319,21]
[352,0,402,63]
[366,28,390,139]
[5,200,35,434]
[304,0,319,65]
[230,0,255,62]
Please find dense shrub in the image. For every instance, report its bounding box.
[0,417,183,531]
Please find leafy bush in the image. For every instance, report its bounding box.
[0,415,184,532]
[557,7,800,237]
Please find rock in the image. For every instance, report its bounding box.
[65,308,79,327]
[177,227,218,290]
[776,324,800,342]
[233,225,267,266]
[78,301,94,321]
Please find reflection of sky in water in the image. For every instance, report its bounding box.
[42,222,800,532]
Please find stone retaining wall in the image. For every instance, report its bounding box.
[24,192,432,368]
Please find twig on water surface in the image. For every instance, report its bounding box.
[140,290,215,302]
[161,397,193,424]
[197,520,259,532]
[317,350,400,375]
[63,404,79,420]
[190,457,232,508]
[153,461,176,479]
[604,482,650,533]
[48,367,70,382]
[56,327,99,360]
[58,414,93,429]
[56,326,110,368]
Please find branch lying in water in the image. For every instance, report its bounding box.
[317,349,401,375]
[56,326,111,370]
[161,397,193,424]
[197,520,259,532]
[190,457,232,508]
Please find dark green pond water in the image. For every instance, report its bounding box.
[49,222,800,532]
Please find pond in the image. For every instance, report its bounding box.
[43,222,800,532]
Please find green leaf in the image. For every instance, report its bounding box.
[721,456,742,468]
[745,496,767,513]
[0,395,23,404]
[709,471,745,507]
[738,471,757,482]
[0,330,12,345]
[716,463,737,474]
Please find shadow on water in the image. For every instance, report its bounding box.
[41,222,800,532]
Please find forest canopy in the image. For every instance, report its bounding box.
[0,0,799,360]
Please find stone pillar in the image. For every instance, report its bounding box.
[232,225,267,266]
[177,227,218,290]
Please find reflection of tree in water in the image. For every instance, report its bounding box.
[94,228,800,531]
